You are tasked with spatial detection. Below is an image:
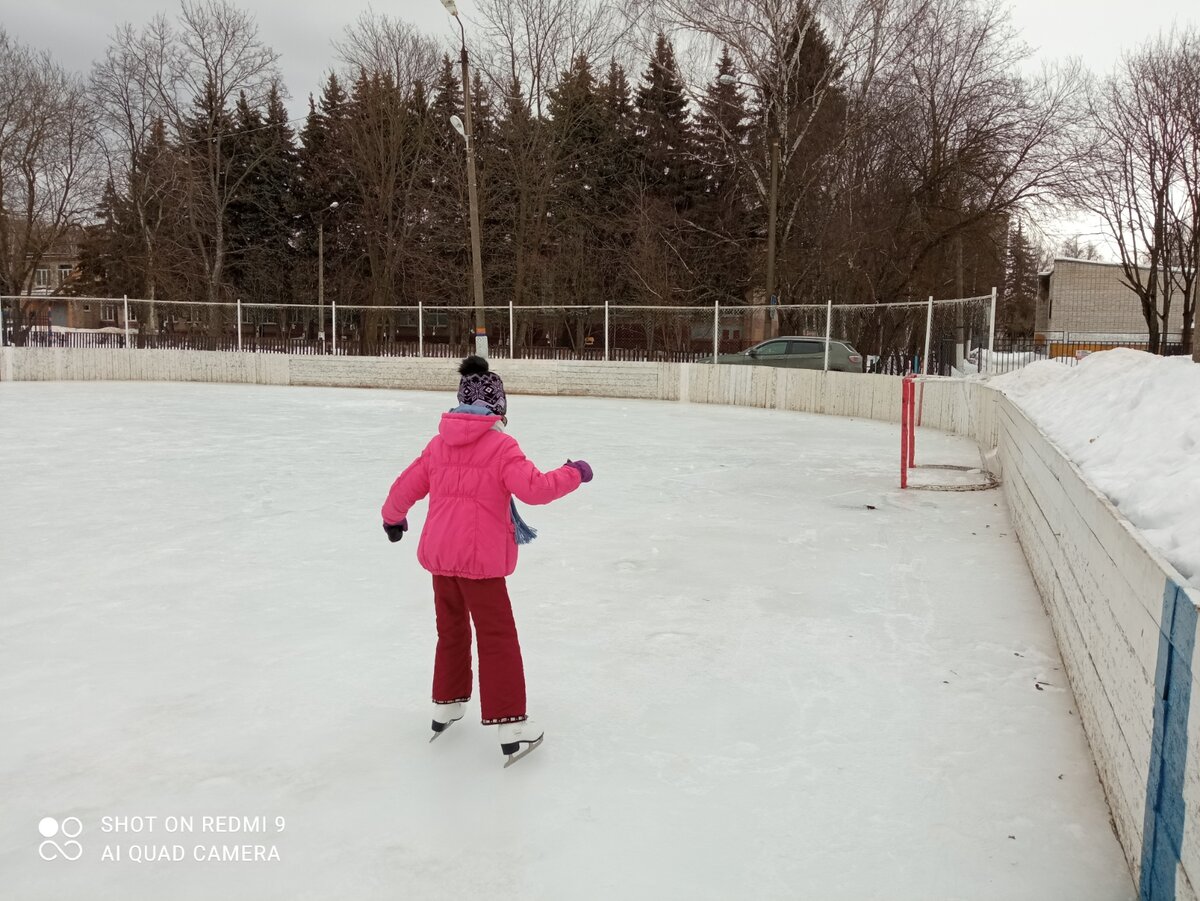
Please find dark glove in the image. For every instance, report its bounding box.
[383,518,408,543]
[565,459,593,483]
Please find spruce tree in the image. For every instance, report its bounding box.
[632,34,701,315]
[635,33,698,212]
[546,54,607,312]
[227,83,298,311]
[694,47,752,305]
[1002,221,1039,338]
[428,55,471,307]
[295,74,352,311]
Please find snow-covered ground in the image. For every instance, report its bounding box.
[0,381,1133,900]
[991,349,1200,588]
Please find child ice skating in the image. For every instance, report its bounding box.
[381,356,593,766]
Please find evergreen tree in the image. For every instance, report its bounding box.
[72,179,144,298]
[1002,221,1039,337]
[632,35,701,311]
[754,6,845,307]
[490,78,547,311]
[177,77,242,309]
[227,83,299,310]
[295,74,352,310]
[694,47,753,305]
[426,55,471,306]
[296,74,350,215]
[546,54,609,317]
[595,59,639,303]
[635,33,699,212]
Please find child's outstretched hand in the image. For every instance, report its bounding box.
[565,460,593,483]
[383,518,409,542]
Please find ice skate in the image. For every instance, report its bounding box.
[429,701,465,742]
[499,718,544,767]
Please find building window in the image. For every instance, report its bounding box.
[58,265,72,284]
[101,304,116,322]
[35,268,50,287]
[83,304,91,312]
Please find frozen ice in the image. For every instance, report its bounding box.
[0,381,1133,900]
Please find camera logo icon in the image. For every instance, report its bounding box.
[38,817,83,861]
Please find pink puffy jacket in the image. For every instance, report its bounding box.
[381,412,583,579]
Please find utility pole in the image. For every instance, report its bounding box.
[767,137,780,339]
[316,201,338,354]
[442,0,487,358]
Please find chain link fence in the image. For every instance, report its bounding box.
[2,294,1002,374]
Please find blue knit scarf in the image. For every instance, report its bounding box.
[450,404,538,545]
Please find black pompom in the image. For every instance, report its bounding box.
[459,355,489,376]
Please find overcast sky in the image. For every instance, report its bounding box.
[5,0,1197,120]
[2,0,1197,250]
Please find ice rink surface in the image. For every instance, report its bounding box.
[0,381,1134,900]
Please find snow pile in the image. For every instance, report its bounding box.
[966,348,1052,375]
[991,349,1200,587]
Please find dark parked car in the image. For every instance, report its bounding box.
[708,337,864,372]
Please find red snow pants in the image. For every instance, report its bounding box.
[431,575,527,725]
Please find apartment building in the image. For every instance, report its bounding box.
[1036,257,1190,345]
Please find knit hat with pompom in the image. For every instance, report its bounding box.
[456,356,507,417]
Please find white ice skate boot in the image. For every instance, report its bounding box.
[498,718,544,767]
[430,701,465,742]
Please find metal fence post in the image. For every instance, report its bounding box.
[0,297,5,347]
[922,295,934,375]
[418,302,424,358]
[236,298,243,352]
[509,301,515,359]
[823,298,833,371]
[988,286,998,374]
[604,302,610,362]
[713,301,719,362]
[123,294,130,348]
[332,301,338,355]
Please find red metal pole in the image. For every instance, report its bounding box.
[907,379,916,468]
[900,377,910,488]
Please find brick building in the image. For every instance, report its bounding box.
[2,233,140,334]
[1036,257,1190,346]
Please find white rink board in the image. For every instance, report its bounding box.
[5,345,1198,895]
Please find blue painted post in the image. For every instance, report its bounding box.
[1141,579,1196,901]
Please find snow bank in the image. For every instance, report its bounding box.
[992,349,1200,587]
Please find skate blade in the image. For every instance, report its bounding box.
[429,718,462,743]
[502,735,543,768]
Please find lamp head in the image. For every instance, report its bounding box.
[450,115,466,138]
[439,0,459,15]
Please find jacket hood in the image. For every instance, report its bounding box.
[438,411,502,447]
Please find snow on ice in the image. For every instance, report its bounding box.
[0,380,1133,900]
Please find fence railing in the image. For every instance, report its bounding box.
[969,337,1190,374]
[12,293,1177,376]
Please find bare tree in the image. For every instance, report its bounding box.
[1059,235,1105,261]
[1169,30,1200,360]
[644,0,917,245]
[872,0,1084,295]
[1081,31,1196,354]
[145,1,280,310]
[339,72,435,334]
[91,22,184,326]
[475,0,626,117]
[0,29,101,338]
[334,11,441,91]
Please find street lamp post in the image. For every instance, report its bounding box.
[441,0,488,358]
[316,200,338,354]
